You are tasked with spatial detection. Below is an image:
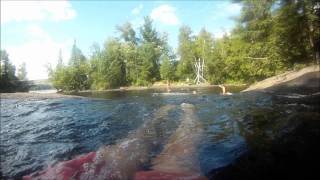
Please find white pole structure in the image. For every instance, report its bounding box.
[194,39,207,85]
[194,58,206,84]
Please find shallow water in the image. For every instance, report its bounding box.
[1,86,297,179]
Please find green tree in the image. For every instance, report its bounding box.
[104,39,127,88]
[117,22,138,45]
[176,25,195,81]
[122,42,139,85]
[49,50,67,91]
[69,40,86,67]
[194,28,215,82]
[140,17,162,46]
[49,42,90,91]
[160,55,175,83]
[89,39,127,89]
[89,43,104,89]
[68,41,90,91]
[225,0,283,82]
[117,22,140,85]
[0,50,28,92]
[137,42,159,85]
[272,0,318,65]
[137,17,164,85]
[206,37,228,84]
[0,50,16,81]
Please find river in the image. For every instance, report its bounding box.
[1,86,318,179]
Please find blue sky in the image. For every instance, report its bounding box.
[1,0,241,80]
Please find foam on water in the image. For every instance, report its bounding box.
[1,88,277,179]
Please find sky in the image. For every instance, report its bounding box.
[1,0,242,80]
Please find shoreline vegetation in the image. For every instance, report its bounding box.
[2,65,319,179]
[71,82,247,93]
[0,83,245,100]
[1,1,318,94]
[1,65,318,100]
[44,0,318,93]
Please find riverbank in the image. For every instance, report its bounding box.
[1,83,246,101]
[2,64,318,100]
[0,92,83,100]
[242,65,320,94]
[76,82,247,93]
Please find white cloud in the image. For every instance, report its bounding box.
[6,25,73,80]
[226,3,242,14]
[27,24,51,41]
[211,2,242,21]
[1,0,76,24]
[132,4,143,15]
[213,29,231,39]
[150,4,179,26]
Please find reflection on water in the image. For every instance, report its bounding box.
[1,86,294,179]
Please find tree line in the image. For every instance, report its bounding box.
[48,17,178,91]
[42,0,320,91]
[0,50,28,92]
[2,0,318,92]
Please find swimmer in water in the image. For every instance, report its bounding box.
[218,84,233,95]
[24,104,207,180]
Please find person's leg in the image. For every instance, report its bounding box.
[84,104,176,179]
[134,103,207,180]
[24,105,176,180]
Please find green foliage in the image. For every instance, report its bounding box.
[176,25,195,80]
[140,17,162,46]
[69,41,86,67]
[1,50,16,81]
[205,0,315,83]
[137,17,165,85]
[272,0,316,65]
[123,43,139,85]
[160,55,175,82]
[49,42,90,91]
[88,39,127,89]
[49,1,318,91]
[104,39,127,88]
[117,22,138,45]
[0,50,29,92]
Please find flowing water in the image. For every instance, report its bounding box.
[1,87,316,179]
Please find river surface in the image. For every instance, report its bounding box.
[1,87,313,179]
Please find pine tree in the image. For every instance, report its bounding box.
[176,25,195,81]
[160,55,175,83]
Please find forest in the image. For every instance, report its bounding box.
[0,50,28,92]
[1,0,319,92]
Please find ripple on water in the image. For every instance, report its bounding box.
[1,90,275,179]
